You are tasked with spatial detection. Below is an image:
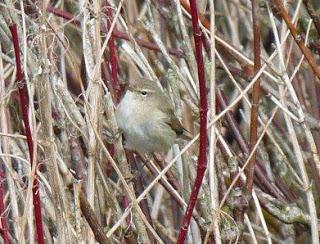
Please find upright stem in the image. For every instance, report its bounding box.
[246,0,262,195]
[9,24,45,244]
[104,0,121,103]
[208,0,221,241]
[176,0,208,242]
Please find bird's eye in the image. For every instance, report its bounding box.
[140,90,148,96]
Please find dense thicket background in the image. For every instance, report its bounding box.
[0,0,320,243]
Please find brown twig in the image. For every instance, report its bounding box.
[79,191,109,244]
[176,0,208,242]
[271,0,320,80]
[246,0,262,195]
[9,24,45,244]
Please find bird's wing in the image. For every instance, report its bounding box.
[166,107,192,140]
[158,93,192,140]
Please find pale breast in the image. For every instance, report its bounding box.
[115,92,176,153]
[115,91,147,131]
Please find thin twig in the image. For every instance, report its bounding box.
[271,0,320,80]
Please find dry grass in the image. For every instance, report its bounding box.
[0,0,320,243]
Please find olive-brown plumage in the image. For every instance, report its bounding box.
[115,79,185,154]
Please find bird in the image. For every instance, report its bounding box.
[115,79,187,154]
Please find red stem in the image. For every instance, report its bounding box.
[104,1,121,103]
[102,0,133,228]
[47,6,183,58]
[176,0,208,242]
[9,24,45,244]
[0,170,10,244]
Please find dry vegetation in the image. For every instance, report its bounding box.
[0,0,320,243]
